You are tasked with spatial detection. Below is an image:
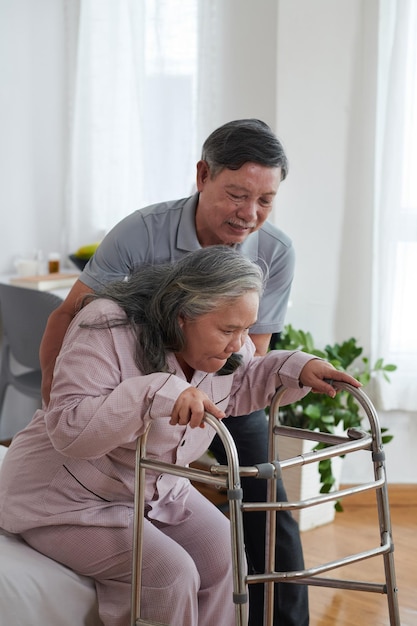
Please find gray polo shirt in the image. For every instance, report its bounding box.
[81,194,295,335]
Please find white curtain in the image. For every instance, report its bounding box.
[62,0,198,255]
[374,0,417,410]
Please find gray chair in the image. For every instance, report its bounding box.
[0,283,63,420]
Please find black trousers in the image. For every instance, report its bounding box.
[209,409,309,626]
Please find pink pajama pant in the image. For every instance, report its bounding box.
[22,486,239,626]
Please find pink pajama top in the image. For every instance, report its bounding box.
[0,299,315,533]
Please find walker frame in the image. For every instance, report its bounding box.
[131,381,401,626]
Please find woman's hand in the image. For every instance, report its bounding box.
[170,387,226,429]
[300,359,361,398]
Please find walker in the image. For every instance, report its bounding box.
[131,381,401,625]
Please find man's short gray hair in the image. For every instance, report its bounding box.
[201,119,288,180]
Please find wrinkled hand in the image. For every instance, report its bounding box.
[170,387,226,429]
[300,359,361,398]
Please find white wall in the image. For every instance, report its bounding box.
[275,0,377,350]
[0,0,415,483]
[196,0,279,148]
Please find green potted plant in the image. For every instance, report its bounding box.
[273,325,397,516]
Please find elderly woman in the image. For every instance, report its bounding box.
[0,246,359,626]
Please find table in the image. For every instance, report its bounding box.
[0,272,78,300]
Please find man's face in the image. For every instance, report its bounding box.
[195,161,282,246]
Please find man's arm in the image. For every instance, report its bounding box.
[40,279,94,404]
[250,333,272,357]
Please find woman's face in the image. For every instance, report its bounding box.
[176,291,259,376]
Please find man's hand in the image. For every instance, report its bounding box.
[170,388,226,429]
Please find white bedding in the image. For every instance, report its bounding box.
[0,445,102,626]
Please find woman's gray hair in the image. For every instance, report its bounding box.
[201,118,289,181]
[82,245,265,374]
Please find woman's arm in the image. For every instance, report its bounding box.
[226,347,360,418]
[43,300,195,459]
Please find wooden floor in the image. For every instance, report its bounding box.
[300,484,417,625]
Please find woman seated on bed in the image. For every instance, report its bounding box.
[0,245,359,626]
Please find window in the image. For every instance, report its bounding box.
[374,0,417,410]
[141,0,198,203]
[63,0,198,253]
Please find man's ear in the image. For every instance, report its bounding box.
[196,160,210,190]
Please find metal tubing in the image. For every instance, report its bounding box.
[130,414,248,626]
[263,387,287,625]
[209,430,373,479]
[131,424,151,626]
[242,477,386,512]
[202,415,248,625]
[253,382,400,625]
[131,382,401,626]
[332,383,400,624]
[139,458,228,488]
[248,539,392,583]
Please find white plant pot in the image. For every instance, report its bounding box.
[277,432,344,532]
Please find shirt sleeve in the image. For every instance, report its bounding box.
[45,301,191,459]
[79,211,150,291]
[225,347,317,417]
[251,235,295,336]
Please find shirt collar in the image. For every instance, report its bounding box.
[177,193,201,251]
